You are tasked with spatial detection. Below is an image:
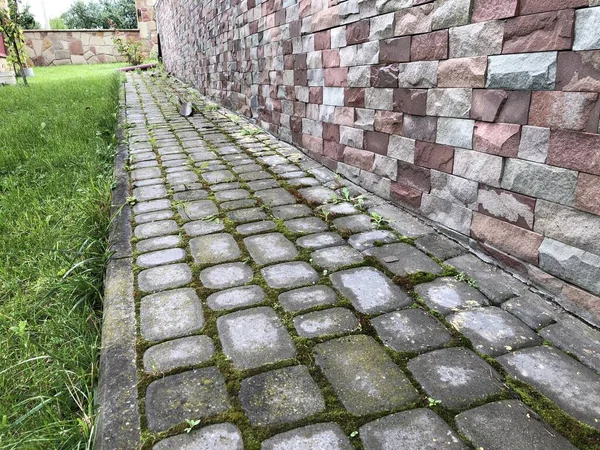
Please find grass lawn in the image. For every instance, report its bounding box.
[0,64,123,449]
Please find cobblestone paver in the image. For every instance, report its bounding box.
[107,73,600,449]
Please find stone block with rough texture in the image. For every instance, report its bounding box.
[487,52,557,90]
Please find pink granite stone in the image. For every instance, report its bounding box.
[557,51,600,92]
[471,89,530,125]
[410,30,448,61]
[519,0,587,15]
[391,182,422,209]
[472,0,518,22]
[343,147,375,170]
[324,68,348,87]
[576,173,600,216]
[379,37,411,64]
[529,91,600,133]
[473,122,521,157]
[374,111,403,135]
[502,10,574,54]
[548,130,600,176]
[438,57,487,88]
[345,88,366,108]
[322,49,340,68]
[414,141,454,173]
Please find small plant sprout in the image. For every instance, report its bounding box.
[126,196,137,206]
[240,126,262,136]
[349,430,359,438]
[340,187,352,202]
[455,272,477,288]
[427,397,442,407]
[149,137,157,150]
[202,214,221,223]
[320,209,330,221]
[370,211,389,229]
[204,104,220,112]
[184,418,201,433]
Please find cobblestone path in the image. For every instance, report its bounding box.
[100,72,600,449]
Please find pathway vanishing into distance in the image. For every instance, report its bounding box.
[95,72,600,450]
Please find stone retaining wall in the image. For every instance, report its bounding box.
[23,30,140,66]
[155,0,600,321]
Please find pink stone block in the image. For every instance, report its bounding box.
[324,68,348,87]
[519,0,587,15]
[557,51,600,92]
[438,57,487,88]
[473,122,521,157]
[315,30,331,51]
[302,134,324,154]
[502,10,574,54]
[576,173,600,216]
[334,107,355,126]
[472,0,518,22]
[346,19,370,45]
[529,91,600,133]
[379,37,411,64]
[471,89,531,125]
[398,161,431,192]
[374,111,403,135]
[365,131,390,155]
[324,140,345,160]
[410,30,448,61]
[391,182,422,209]
[322,49,341,68]
[548,130,600,176]
[343,147,375,170]
[344,88,365,108]
[414,141,454,173]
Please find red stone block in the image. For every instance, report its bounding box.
[69,40,84,55]
[477,185,536,230]
[503,10,574,54]
[294,101,306,117]
[557,51,600,92]
[302,134,324,154]
[295,54,307,69]
[334,107,355,126]
[374,111,403,135]
[403,115,437,142]
[322,49,340,68]
[365,131,390,155]
[473,122,521,157]
[379,37,411,64]
[346,20,370,45]
[343,147,375,170]
[299,0,311,18]
[561,284,600,326]
[576,173,600,216]
[410,30,448,61]
[314,30,331,50]
[438,57,487,88]
[391,182,423,209]
[519,0,587,15]
[324,138,345,160]
[290,116,303,133]
[472,0,518,22]
[548,130,600,175]
[294,70,308,86]
[309,87,323,104]
[324,68,348,87]
[471,213,543,265]
[312,5,340,32]
[323,157,339,172]
[284,55,294,68]
[344,88,366,108]
[529,91,600,133]
[397,161,431,192]
[414,141,454,173]
[323,123,340,142]
[370,65,399,88]
[471,89,531,125]
[393,89,428,115]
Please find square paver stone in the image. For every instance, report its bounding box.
[140,288,204,342]
[137,235,182,253]
[236,220,277,235]
[214,189,250,201]
[135,209,174,224]
[133,184,168,201]
[348,230,399,251]
[143,335,214,374]
[217,307,296,370]
[137,248,187,268]
[311,245,364,271]
[408,347,505,409]
[330,267,412,314]
[314,335,419,415]
[255,188,297,206]
[372,309,453,353]
[455,400,577,450]
[135,220,179,239]
[145,367,231,432]
[261,262,319,289]
[294,307,359,338]
[240,171,273,181]
[153,423,243,450]
[364,243,443,276]
[200,262,254,289]
[133,198,171,215]
[178,200,219,221]
[448,307,542,356]
[297,232,346,249]
[227,207,267,223]
[284,217,329,234]
[173,189,209,201]
[138,263,193,293]
[279,285,338,312]
[298,186,339,204]
[244,233,298,265]
[271,204,313,219]
[183,220,225,236]
[202,170,236,184]
[239,365,326,426]
[190,234,241,265]
[360,409,468,450]
[262,423,352,450]
[246,179,280,191]
[220,199,257,211]
[414,277,489,316]
[333,215,375,233]
[415,234,466,260]
[207,285,265,310]
[497,346,600,430]
[502,293,559,331]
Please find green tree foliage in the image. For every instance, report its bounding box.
[49,17,67,29]
[61,0,137,30]
[16,3,40,30]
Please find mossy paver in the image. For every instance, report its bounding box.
[102,73,595,449]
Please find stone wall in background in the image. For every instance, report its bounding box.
[155,0,600,323]
[136,0,159,53]
[23,30,140,66]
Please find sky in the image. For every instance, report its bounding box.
[27,0,75,28]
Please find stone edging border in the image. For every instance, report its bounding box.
[94,82,142,450]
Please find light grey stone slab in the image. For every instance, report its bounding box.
[183,220,225,236]
[574,7,600,51]
[133,184,168,201]
[287,176,320,187]
[284,217,329,234]
[271,204,313,219]
[319,202,359,216]
[364,243,443,276]
[137,248,187,268]
[232,163,262,174]
[210,182,241,192]
[297,232,346,250]
[455,400,576,450]
[330,267,412,314]
[255,188,297,206]
[498,346,600,429]
[426,88,472,118]
[239,365,326,426]
[134,220,179,239]
[131,166,161,181]
[145,367,231,432]
[311,245,364,271]
[518,125,550,163]
[140,288,203,342]
[178,200,219,221]
[414,234,465,260]
[137,235,182,254]
[190,234,241,265]
[153,423,243,450]
[217,307,296,370]
[173,189,209,201]
[244,233,298,265]
[431,0,470,30]
[240,170,273,181]
[436,118,474,149]
[368,204,432,237]
[333,214,375,233]
[133,200,169,217]
[415,277,489,316]
[246,179,280,191]
[373,309,453,353]
[167,171,199,185]
[207,285,265,311]
[279,285,338,312]
[487,52,557,90]
[138,263,192,293]
[501,292,559,330]
[220,199,257,211]
[298,186,339,204]
[199,262,254,289]
[143,335,214,374]
[408,347,505,409]
[134,209,174,224]
[294,308,359,338]
[314,335,419,415]
[360,409,467,450]
[448,307,542,356]
[227,207,268,223]
[215,189,250,201]
[262,423,352,450]
[348,230,399,251]
[261,262,319,289]
[236,221,277,235]
[202,170,236,184]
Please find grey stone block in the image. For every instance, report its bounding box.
[134,220,179,239]
[299,185,339,204]
[426,88,472,118]
[518,126,550,163]
[214,189,250,201]
[365,88,394,110]
[134,209,174,224]
[436,118,474,149]
[453,148,503,187]
[262,423,353,450]
[261,262,319,289]
[138,264,192,294]
[434,170,479,209]
[178,200,219,221]
[498,346,600,430]
[333,214,375,233]
[153,423,243,450]
[244,233,298,265]
[137,235,182,254]
[388,135,415,163]
[190,234,241,265]
[255,188,297,206]
[207,285,265,311]
[133,198,171,215]
[183,220,225,236]
[239,365,326,426]
[501,292,559,330]
[448,307,542,356]
[449,21,504,58]
[348,65,371,87]
[236,220,277,235]
[574,7,600,51]
[227,207,268,223]
[199,262,254,289]
[279,285,338,312]
[246,179,280,191]
[487,52,557,90]
[202,169,236,184]
[217,307,296,370]
[294,307,359,338]
[133,184,168,201]
[431,0,471,30]
[297,232,346,250]
[314,335,419,415]
[369,204,432,238]
[415,234,465,260]
[364,242,443,276]
[272,204,313,219]
[137,248,187,268]
[311,245,365,271]
[143,335,214,374]
[398,61,438,88]
[285,217,329,234]
[501,159,577,206]
[420,194,473,235]
[415,277,490,316]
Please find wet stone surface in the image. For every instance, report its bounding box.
[207,285,265,311]
[311,245,364,271]
[143,335,214,374]
[293,307,359,338]
[153,423,243,450]
[297,232,346,249]
[262,423,352,450]
[190,233,241,265]
[279,285,338,312]
[244,233,298,265]
[261,262,319,289]
[138,263,193,293]
[199,262,254,289]
[415,277,490,316]
[364,242,443,275]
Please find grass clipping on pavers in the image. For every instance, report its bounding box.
[0,64,124,448]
